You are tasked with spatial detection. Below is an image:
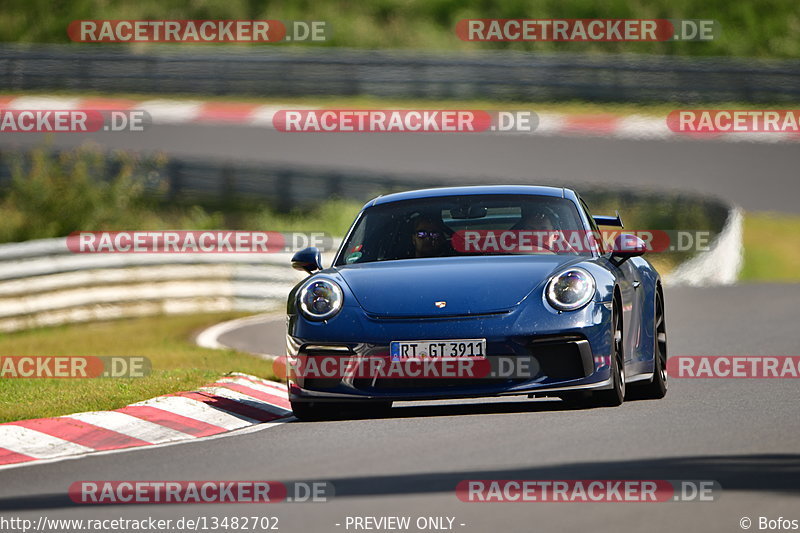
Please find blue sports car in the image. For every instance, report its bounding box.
[285,185,667,420]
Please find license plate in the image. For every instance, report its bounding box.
[390,339,486,360]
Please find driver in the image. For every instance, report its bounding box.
[410,215,451,258]
[513,206,561,252]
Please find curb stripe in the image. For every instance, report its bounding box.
[199,385,290,413]
[137,99,202,124]
[0,448,35,465]
[229,373,289,394]
[64,412,193,444]
[78,97,139,110]
[10,418,150,451]
[217,382,292,410]
[175,391,285,422]
[218,376,289,398]
[130,395,260,429]
[197,102,262,122]
[562,114,620,133]
[0,374,292,469]
[5,96,80,110]
[3,95,799,143]
[115,405,228,438]
[0,425,94,458]
[196,386,291,416]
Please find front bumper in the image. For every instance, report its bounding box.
[286,301,615,403]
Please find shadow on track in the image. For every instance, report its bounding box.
[297,395,662,422]
[2,454,798,510]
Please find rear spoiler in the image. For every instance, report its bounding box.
[593,212,624,228]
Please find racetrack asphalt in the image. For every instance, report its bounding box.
[1,283,798,533]
[1,124,798,212]
[1,123,798,532]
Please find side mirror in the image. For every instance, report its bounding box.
[611,234,647,264]
[291,247,322,274]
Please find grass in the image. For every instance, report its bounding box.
[0,312,279,423]
[741,212,800,282]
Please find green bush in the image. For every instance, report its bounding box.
[240,199,362,236]
[0,145,364,243]
[0,0,797,58]
[0,146,223,243]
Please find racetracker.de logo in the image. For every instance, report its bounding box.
[455,19,719,42]
[456,480,720,502]
[67,20,329,43]
[272,110,539,133]
[69,481,334,504]
[66,231,330,253]
[451,230,711,254]
[0,110,149,133]
[667,110,800,133]
[275,355,538,380]
[667,356,800,378]
[0,356,150,378]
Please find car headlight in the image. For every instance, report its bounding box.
[546,268,596,311]
[298,278,343,320]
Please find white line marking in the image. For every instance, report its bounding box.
[195,313,283,357]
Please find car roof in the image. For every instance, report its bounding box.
[365,185,570,208]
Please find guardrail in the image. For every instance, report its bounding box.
[1,44,799,103]
[0,237,307,332]
[664,206,743,286]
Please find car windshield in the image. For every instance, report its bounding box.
[335,194,593,266]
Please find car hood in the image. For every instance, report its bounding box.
[336,255,580,317]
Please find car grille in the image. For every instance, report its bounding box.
[530,336,591,381]
[294,336,592,393]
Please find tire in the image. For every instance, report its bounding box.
[290,400,392,421]
[629,289,668,400]
[590,299,626,407]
